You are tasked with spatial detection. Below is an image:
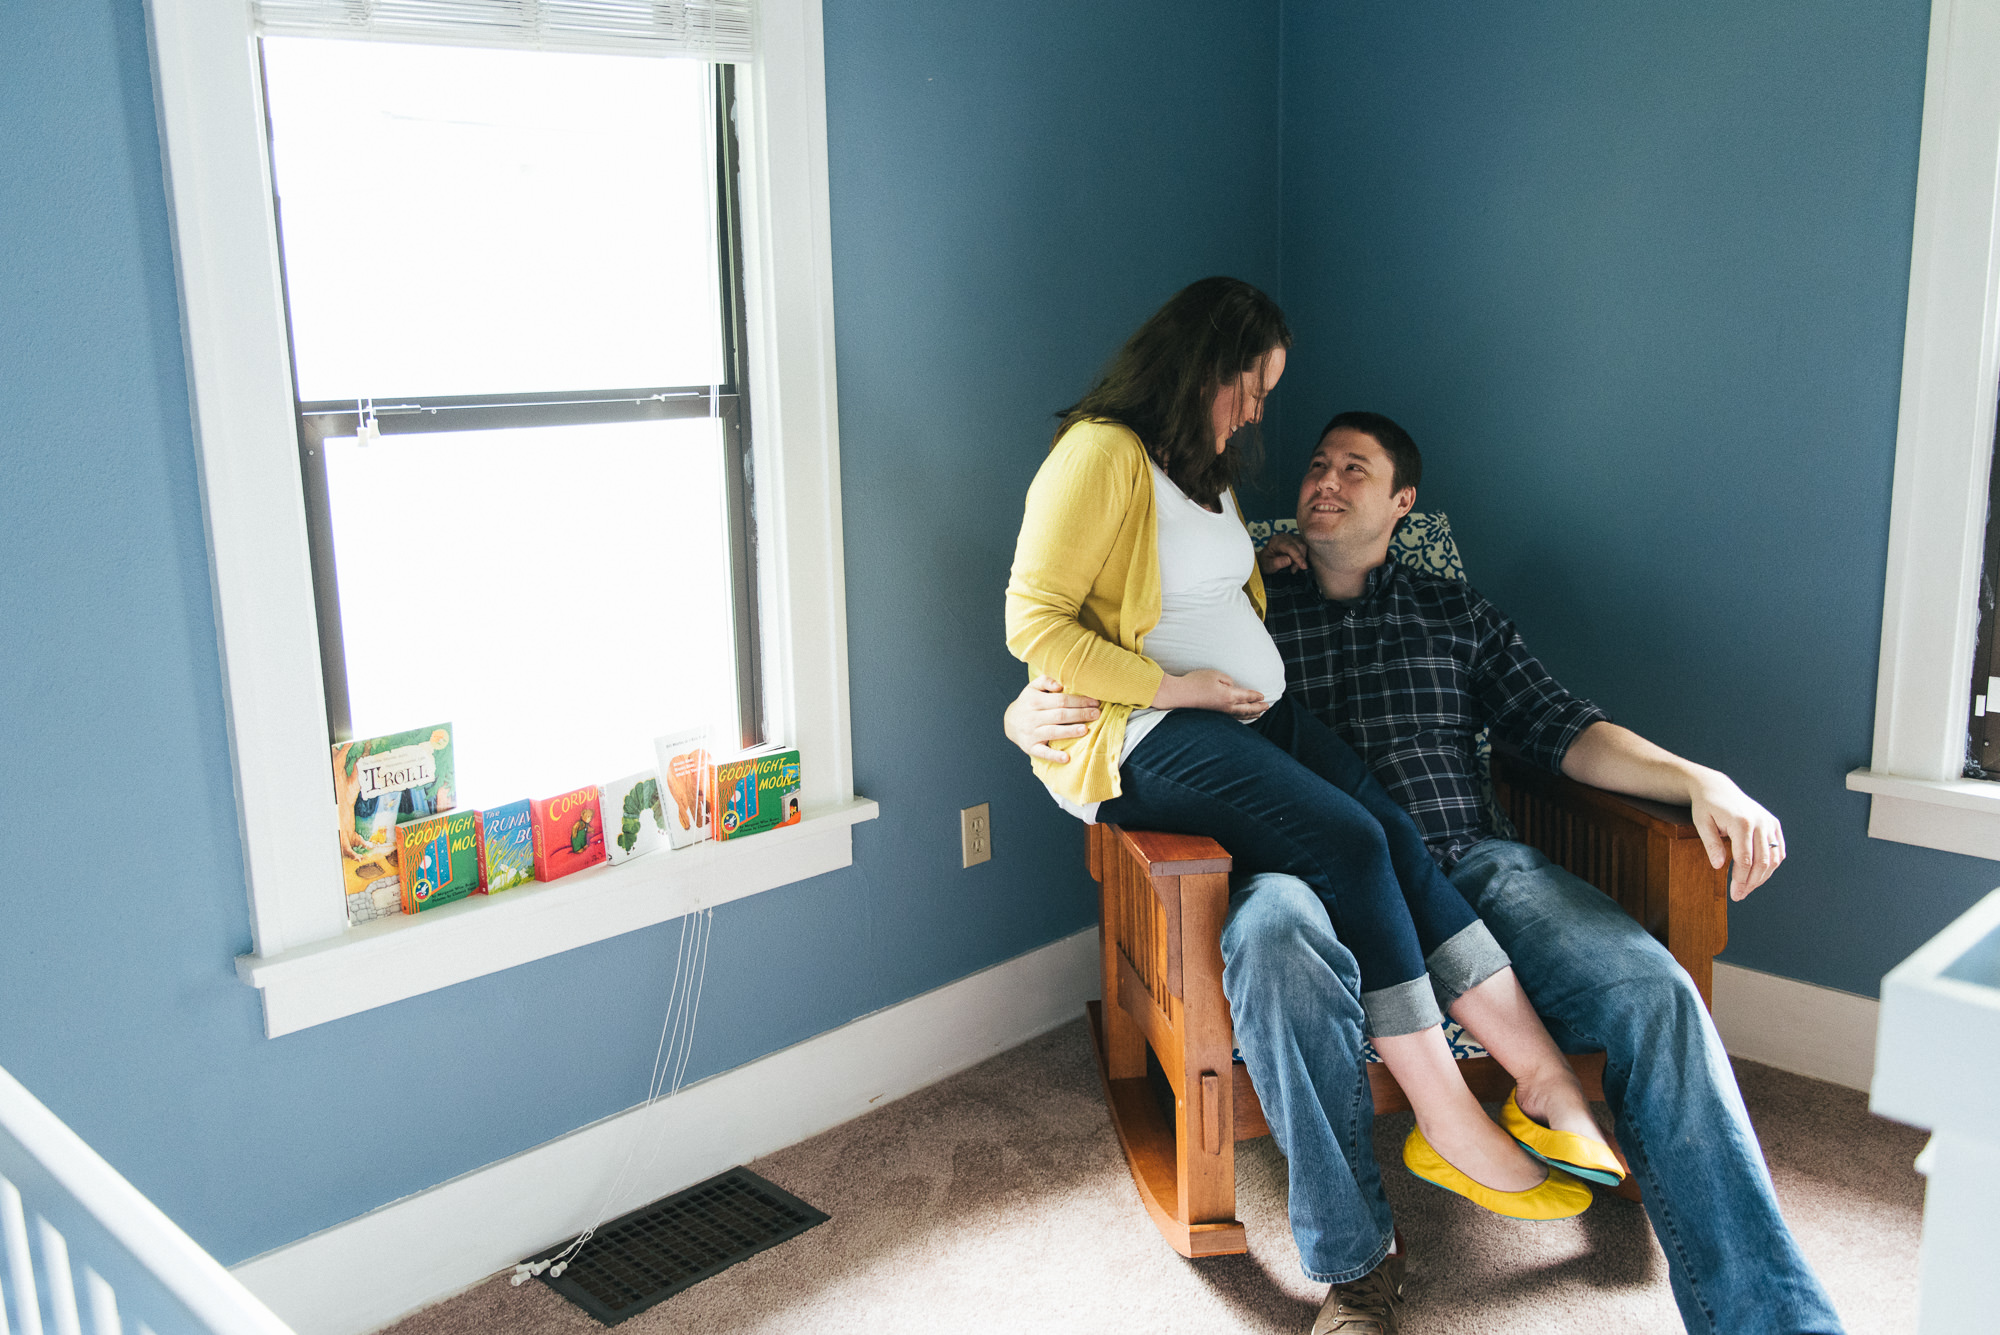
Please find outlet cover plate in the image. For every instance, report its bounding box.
[960,803,991,868]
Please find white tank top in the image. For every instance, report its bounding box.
[1053,462,1287,822]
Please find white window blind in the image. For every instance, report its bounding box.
[253,0,754,59]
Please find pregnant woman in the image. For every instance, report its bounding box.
[1005,277,1620,1220]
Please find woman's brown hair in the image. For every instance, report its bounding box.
[1054,276,1291,506]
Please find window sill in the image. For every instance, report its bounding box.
[235,798,878,1037]
[1846,769,2000,860]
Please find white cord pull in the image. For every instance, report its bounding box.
[509,908,716,1293]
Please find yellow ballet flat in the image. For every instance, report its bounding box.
[1499,1088,1627,1187]
[1401,1126,1594,1220]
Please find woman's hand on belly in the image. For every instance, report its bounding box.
[1151,667,1271,718]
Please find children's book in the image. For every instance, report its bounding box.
[396,809,480,913]
[652,729,712,850]
[530,785,607,881]
[478,799,535,894]
[601,769,667,864]
[709,746,802,841]
[334,724,456,925]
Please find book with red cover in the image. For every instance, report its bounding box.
[530,785,607,881]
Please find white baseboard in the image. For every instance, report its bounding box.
[1712,960,1879,1092]
[226,935,1868,1335]
[230,928,1101,1335]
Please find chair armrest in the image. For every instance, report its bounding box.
[1489,739,1704,835]
[1109,827,1232,876]
[1089,825,1231,1003]
[1086,822,1245,1249]
[1488,741,1729,1007]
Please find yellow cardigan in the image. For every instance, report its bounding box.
[1004,419,1266,805]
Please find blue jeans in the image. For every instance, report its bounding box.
[1099,701,1508,1036]
[1222,842,1843,1333]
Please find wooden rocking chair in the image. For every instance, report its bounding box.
[1084,753,1730,1256]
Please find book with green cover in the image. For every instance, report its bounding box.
[710,746,801,841]
[396,809,480,913]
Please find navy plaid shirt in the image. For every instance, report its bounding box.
[1263,562,1608,870]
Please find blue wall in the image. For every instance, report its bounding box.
[0,0,1277,1264]
[2,0,1983,1272]
[827,0,1279,1014]
[1272,0,1996,996]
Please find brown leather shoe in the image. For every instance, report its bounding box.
[1312,1252,1405,1335]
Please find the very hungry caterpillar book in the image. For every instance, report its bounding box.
[334,723,455,925]
[477,799,535,893]
[396,809,481,913]
[601,770,666,864]
[530,785,606,881]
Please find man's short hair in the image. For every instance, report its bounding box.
[1317,411,1421,496]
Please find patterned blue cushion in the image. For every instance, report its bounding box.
[1364,1024,1488,1063]
[1234,1026,1488,1064]
[1247,511,1466,579]
[1244,511,1493,1062]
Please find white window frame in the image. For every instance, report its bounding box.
[143,0,874,1037]
[1846,0,2000,860]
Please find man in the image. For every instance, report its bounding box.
[1004,411,1840,1335]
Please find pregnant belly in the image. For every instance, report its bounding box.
[1143,595,1287,704]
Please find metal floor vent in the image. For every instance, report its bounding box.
[530,1167,829,1325]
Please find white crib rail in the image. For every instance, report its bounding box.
[0,1064,294,1335]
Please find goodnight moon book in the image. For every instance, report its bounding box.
[710,746,802,842]
[396,809,480,914]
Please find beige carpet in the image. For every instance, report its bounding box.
[386,1019,1924,1334]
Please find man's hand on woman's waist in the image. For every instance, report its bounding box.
[1005,676,1100,763]
[1005,668,1274,765]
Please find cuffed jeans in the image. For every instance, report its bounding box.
[1099,700,1508,1035]
[1221,840,1843,1333]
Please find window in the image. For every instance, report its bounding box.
[146,0,874,1036]
[1846,0,2000,859]
[262,39,760,804]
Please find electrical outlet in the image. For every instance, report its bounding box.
[960,803,992,868]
